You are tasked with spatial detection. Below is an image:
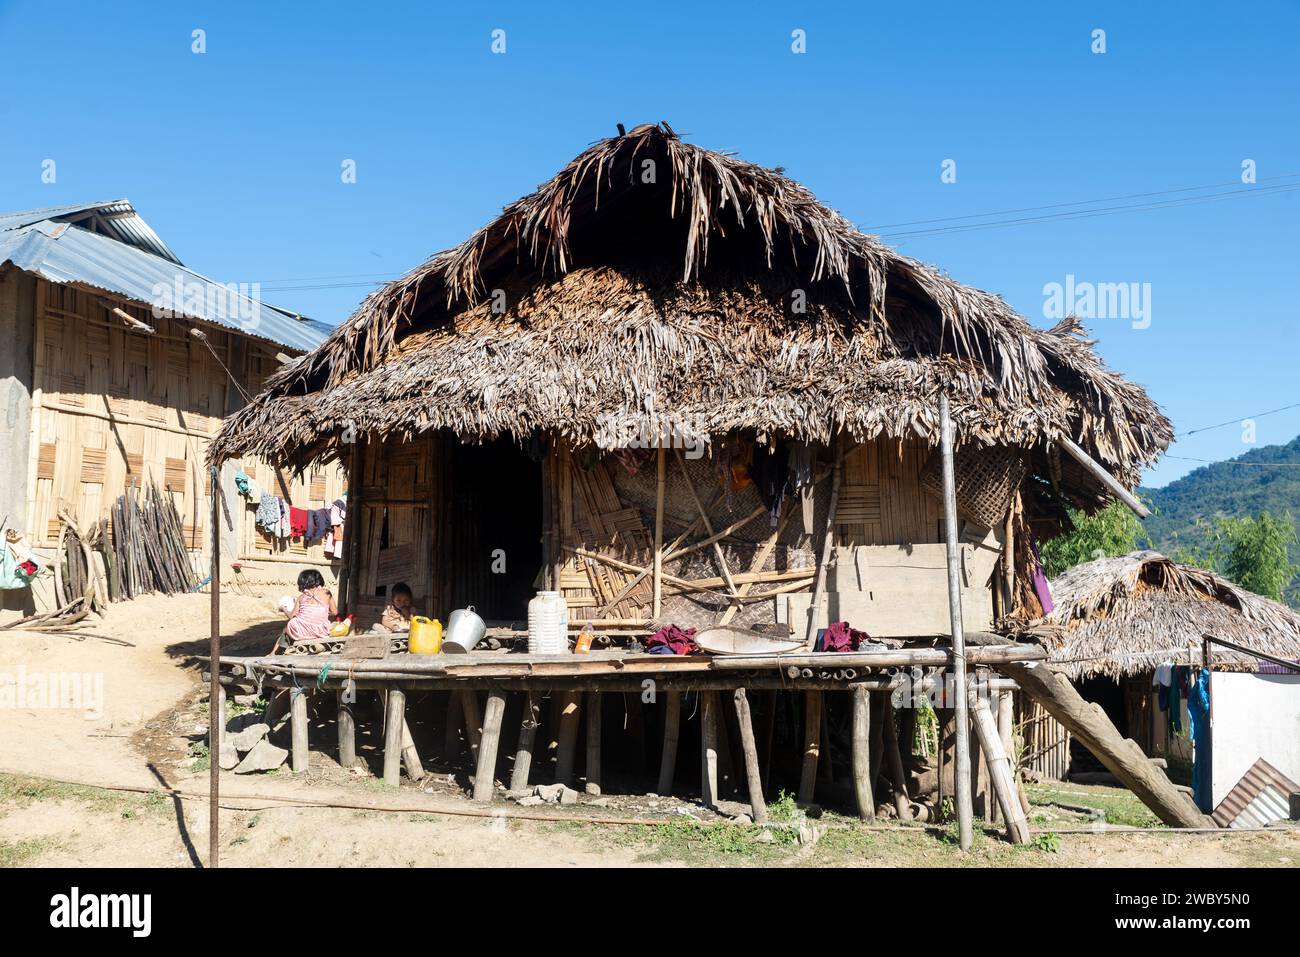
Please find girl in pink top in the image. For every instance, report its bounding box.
[285,569,337,642]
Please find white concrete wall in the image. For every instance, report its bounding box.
[1210,672,1300,807]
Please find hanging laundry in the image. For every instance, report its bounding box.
[234,470,263,500]
[788,441,815,533]
[289,507,309,538]
[611,447,653,477]
[1187,668,1212,811]
[255,494,280,530]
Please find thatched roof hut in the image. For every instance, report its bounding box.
[1012,550,1300,679]
[210,123,1169,515]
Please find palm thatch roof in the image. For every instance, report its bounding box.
[211,122,1170,509]
[1007,550,1300,679]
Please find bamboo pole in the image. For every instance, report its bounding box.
[804,439,842,649]
[675,450,739,599]
[852,684,875,819]
[939,395,974,851]
[798,690,822,803]
[473,691,506,802]
[652,446,666,619]
[1002,500,1016,613]
[208,465,221,868]
[657,690,681,795]
[1056,436,1151,518]
[510,692,539,791]
[969,690,1031,844]
[733,688,767,823]
[719,501,793,627]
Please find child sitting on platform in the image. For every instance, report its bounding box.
[374,581,414,633]
[285,568,336,643]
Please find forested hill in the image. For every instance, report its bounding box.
[1140,435,1300,602]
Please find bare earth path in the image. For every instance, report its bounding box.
[2,594,1298,868]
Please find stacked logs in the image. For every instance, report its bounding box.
[107,484,199,599]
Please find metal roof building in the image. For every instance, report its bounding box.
[0,199,329,352]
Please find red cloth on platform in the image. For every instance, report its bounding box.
[644,624,699,655]
[821,620,869,652]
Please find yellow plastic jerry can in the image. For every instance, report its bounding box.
[409,616,443,654]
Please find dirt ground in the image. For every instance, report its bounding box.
[2,593,1298,868]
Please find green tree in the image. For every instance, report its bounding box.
[1206,511,1299,602]
[1040,500,1143,578]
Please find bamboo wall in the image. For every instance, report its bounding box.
[348,432,993,634]
[23,279,345,563]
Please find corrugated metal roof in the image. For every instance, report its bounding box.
[0,213,328,353]
[0,199,180,264]
[1212,758,1300,828]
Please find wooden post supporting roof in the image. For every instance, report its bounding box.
[939,395,974,851]
[1056,435,1151,518]
[208,465,221,868]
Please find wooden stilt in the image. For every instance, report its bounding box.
[869,691,885,796]
[554,690,581,786]
[382,688,405,787]
[625,692,647,776]
[473,691,506,802]
[969,691,1030,843]
[657,690,681,795]
[510,691,539,791]
[852,684,875,819]
[819,701,834,788]
[882,699,913,820]
[460,689,483,764]
[337,691,356,768]
[733,688,767,824]
[290,689,309,773]
[700,690,719,808]
[798,690,822,803]
[401,719,425,782]
[443,690,464,760]
[585,692,602,795]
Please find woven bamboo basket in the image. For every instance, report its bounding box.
[919,444,1028,528]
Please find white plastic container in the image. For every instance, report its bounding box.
[528,590,569,654]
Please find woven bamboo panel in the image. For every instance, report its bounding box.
[22,279,347,556]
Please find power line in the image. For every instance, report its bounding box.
[864,170,1300,231]
[877,181,1300,240]
[1179,401,1300,437]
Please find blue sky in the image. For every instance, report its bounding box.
[2,1,1297,487]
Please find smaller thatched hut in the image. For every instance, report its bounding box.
[1009,550,1300,796]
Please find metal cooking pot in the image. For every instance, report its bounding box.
[442,605,486,654]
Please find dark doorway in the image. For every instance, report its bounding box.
[445,437,543,621]
[1070,676,1126,773]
